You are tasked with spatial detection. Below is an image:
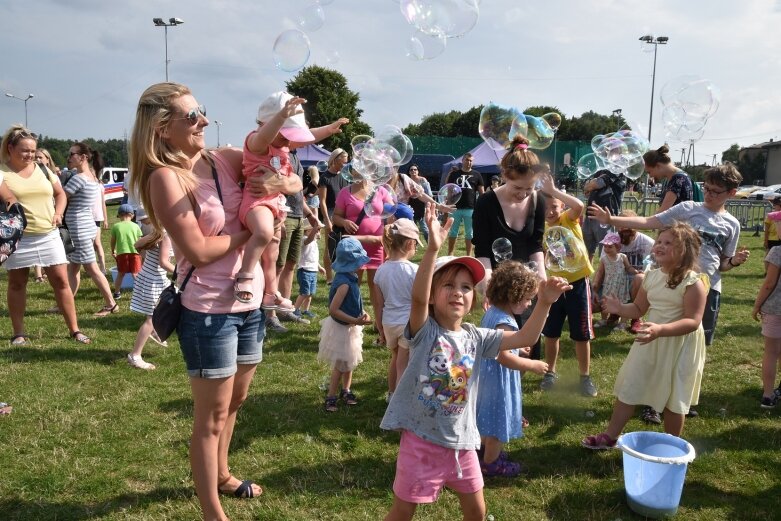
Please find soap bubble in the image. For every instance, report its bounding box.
[350,134,373,153]
[406,28,447,60]
[491,237,513,263]
[374,126,414,166]
[325,49,341,64]
[542,112,562,130]
[576,153,604,180]
[272,30,311,72]
[479,102,526,150]
[316,160,328,173]
[625,162,646,181]
[544,226,589,273]
[437,183,462,205]
[587,128,650,178]
[297,3,326,32]
[340,163,361,183]
[399,0,480,39]
[660,75,720,120]
[364,185,398,219]
[522,114,557,150]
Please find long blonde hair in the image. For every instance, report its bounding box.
[660,222,701,289]
[129,82,199,236]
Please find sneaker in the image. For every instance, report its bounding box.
[481,457,524,478]
[629,318,643,334]
[278,309,310,324]
[760,395,778,409]
[340,389,358,406]
[580,375,598,397]
[685,408,699,418]
[265,316,288,333]
[324,396,338,413]
[127,354,156,371]
[113,291,122,299]
[640,406,662,425]
[301,310,317,319]
[540,371,558,391]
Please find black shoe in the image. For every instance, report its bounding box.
[685,408,699,418]
[761,395,778,409]
[774,382,781,399]
[640,406,662,425]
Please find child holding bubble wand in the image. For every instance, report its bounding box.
[234,91,315,309]
[582,222,707,449]
[381,203,570,520]
[476,260,549,478]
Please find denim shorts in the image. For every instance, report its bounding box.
[178,307,265,379]
[297,268,317,296]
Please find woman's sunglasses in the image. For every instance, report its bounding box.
[175,105,206,124]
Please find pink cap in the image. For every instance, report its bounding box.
[256,91,315,143]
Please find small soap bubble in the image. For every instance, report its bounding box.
[316,160,328,173]
[544,226,589,273]
[272,29,311,72]
[364,185,398,219]
[437,183,462,205]
[491,237,513,263]
[296,3,326,32]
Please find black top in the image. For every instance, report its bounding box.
[284,151,305,218]
[472,190,546,269]
[445,169,484,209]
[659,170,693,207]
[586,169,626,215]
[318,170,349,211]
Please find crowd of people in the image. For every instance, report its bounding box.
[1,82,777,521]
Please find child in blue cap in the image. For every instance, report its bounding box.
[317,237,373,412]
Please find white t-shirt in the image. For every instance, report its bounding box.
[373,259,418,325]
[602,232,655,271]
[299,236,319,272]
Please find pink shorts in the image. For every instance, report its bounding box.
[383,323,409,350]
[762,313,781,338]
[239,191,284,226]
[392,430,483,504]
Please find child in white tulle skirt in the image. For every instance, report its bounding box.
[318,237,373,412]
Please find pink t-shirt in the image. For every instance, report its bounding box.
[175,151,263,314]
[334,186,387,270]
[239,132,291,223]
[91,184,105,221]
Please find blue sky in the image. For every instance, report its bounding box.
[2,0,779,165]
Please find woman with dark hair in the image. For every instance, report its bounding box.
[0,125,90,344]
[643,145,692,212]
[63,142,118,316]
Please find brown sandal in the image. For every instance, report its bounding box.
[94,303,119,317]
[71,331,91,344]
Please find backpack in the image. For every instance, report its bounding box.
[0,201,27,265]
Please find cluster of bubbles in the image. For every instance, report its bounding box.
[398,0,481,61]
[477,103,561,152]
[576,126,650,182]
[661,75,720,143]
[544,226,589,273]
[329,126,417,219]
[272,0,336,72]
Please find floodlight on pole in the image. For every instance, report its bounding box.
[5,92,34,127]
[639,34,669,142]
[214,120,222,147]
[153,17,184,81]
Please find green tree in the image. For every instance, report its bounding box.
[450,105,482,138]
[285,65,372,151]
[721,144,740,164]
[556,110,624,141]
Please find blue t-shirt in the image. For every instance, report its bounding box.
[328,272,362,325]
[380,317,503,450]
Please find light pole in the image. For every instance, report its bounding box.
[639,35,669,142]
[214,120,222,147]
[612,108,622,131]
[153,17,184,81]
[5,92,34,127]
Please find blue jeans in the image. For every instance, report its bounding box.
[178,307,265,379]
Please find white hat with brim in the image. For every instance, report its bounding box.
[256,91,315,143]
[331,237,370,273]
[433,255,486,284]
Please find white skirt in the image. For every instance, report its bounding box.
[317,316,364,372]
[4,229,67,270]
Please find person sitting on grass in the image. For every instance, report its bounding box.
[582,223,706,449]
[381,203,569,521]
[110,203,142,300]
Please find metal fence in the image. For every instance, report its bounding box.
[619,196,770,231]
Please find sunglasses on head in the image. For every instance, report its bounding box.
[175,105,206,124]
[10,129,38,144]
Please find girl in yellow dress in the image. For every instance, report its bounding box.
[582,222,707,449]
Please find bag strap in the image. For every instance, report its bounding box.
[178,153,225,293]
[39,163,70,222]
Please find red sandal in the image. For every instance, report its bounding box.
[581,432,617,450]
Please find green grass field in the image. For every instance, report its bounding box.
[0,223,779,520]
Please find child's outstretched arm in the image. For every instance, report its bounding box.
[635,278,706,344]
[753,261,781,321]
[499,277,571,351]
[495,324,549,375]
[409,203,453,337]
[539,171,583,220]
[603,285,650,320]
[588,203,661,230]
[246,96,307,155]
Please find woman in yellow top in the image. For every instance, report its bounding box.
[0,125,90,345]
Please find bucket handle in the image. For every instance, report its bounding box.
[617,435,696,465]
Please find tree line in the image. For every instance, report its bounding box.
[37,136,128,171]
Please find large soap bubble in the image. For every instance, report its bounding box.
[364,185,398,219]
[272,30,311,72]
[660,75,720,143]
[406,29,447,60]
[491,237,513,263]
[576,153,604,180]
[522,114,556,150]
[438,183,462,205]
[399,0,480,39]
[479,102,526,151]
[586,127,650,178]
[544,226,589,273]
[297,3,326,32]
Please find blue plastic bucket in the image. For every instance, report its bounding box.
[617,431,696,518]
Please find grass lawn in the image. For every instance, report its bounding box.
[0,220,779,520]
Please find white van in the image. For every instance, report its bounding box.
[99,167,128,204]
